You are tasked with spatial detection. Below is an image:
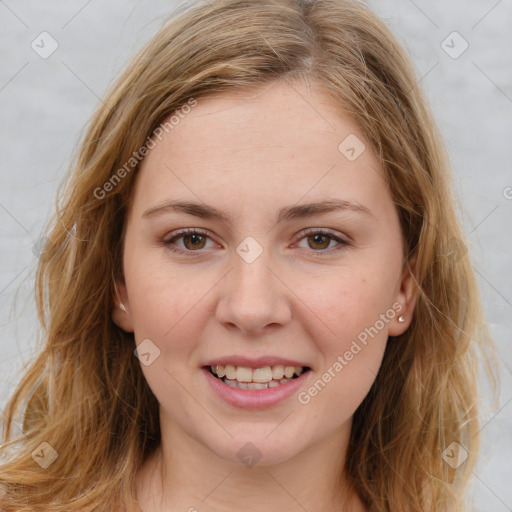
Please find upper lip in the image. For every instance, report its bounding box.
[203,355,310,369]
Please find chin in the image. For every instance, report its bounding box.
[198,424,310,468]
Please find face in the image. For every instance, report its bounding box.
[114,78,416,467]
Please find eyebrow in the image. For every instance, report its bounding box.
[142,198,374,223]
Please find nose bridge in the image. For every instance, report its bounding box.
[216,243,291,333]
[234,251,274,301]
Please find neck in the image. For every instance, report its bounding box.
[135,417,366,512]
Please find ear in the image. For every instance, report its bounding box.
[388,254,418,336]
[112,279,134,333]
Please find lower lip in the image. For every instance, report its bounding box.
[202,368,311,409]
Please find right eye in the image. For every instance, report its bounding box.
[163,228,218,254]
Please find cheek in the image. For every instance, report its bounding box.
[295,269,394,406]
[301,270,393,349]
[127,259,207,417]
[299,281,389,417]
[125,248,213,342]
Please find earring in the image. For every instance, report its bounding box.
[119,302,127,313]
[398,315,405,323]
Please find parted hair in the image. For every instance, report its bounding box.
[0,0,495,510]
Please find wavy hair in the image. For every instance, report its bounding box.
[0,0,495,510]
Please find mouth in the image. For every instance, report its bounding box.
[204,364,311,390]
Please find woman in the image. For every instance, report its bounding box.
[0,0,495,510]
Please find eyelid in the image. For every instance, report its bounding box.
[162,227,220,253]
[292,227,351,254]
[163,227,211,242]
[295,227,350,243]
[162,227,351,255]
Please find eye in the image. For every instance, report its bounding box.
[163,228,217,254]
[162,227,350,256]
[295,228,350,254]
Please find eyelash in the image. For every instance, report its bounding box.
[162,227,350,256]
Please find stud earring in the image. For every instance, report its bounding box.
[398,315,405,323]
[119,302,127,313]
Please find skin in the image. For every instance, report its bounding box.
[113,77,416,512]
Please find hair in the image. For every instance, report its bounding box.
[0,0,496,510]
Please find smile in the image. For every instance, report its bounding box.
[208,364,308,389]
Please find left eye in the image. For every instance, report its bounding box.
[295,229,348,252]
[163,228,348,254]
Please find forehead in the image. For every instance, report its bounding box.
[131,79,389,219]
[158,80,361,161]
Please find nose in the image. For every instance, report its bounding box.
[215,247,292,335]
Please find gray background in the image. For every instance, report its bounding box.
[0,1,510,510]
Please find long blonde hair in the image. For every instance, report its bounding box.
[0,0,495,510]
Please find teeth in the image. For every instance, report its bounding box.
[284,366,295,378]
[236,366,253,382]
[209,364,306,385]
[247,382,268,390]
[225,364,236,380]
[253,366,272,383]
[272,365,284,380]
[223,379,289,390]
